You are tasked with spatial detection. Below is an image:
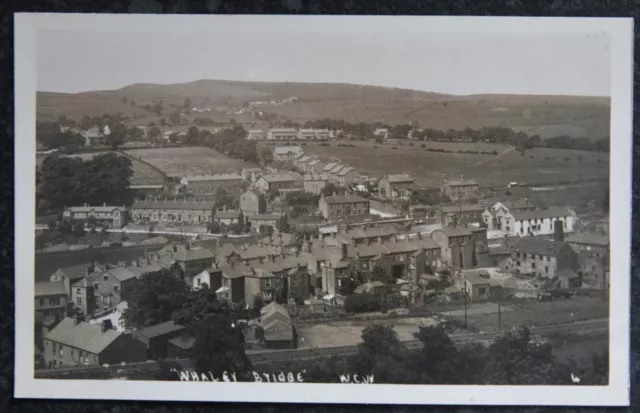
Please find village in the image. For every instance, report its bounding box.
[33,114,610,377]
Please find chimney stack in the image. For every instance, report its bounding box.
[553,220,564,242]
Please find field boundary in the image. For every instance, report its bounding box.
[118,150,168,184]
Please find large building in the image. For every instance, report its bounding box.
[62,204,128,229]
[303,174,329,195]
[179,173,243,193]
[246,129,264,140]
[43,317,146,369]
[498,207,577,237]
[273,146,304,162]
[502,236,578,279]
[267,128,298,141]
[319,194,370,220]
[430,227,489,270]
[254,173,303,192]
[440,204,486,227]
[378,174,414,199]
[441,177,480,201]
[240,189,267,216]
[35,281,69,322]
[130,197,215,225]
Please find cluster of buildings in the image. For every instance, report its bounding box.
[247,128,332,141]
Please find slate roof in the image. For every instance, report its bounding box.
[248,214,283,221]
[183,173,242,182]
[511,207,573,221]
[214,210,242,219]
[66,205,125,213]
[132,198,215,211]
[329,164,345,174]
[513,237,566,256]
[323,162,338,172]
[385,174,414,183]
[323,194,368,205]
[54,263,96,282]
[136,321,185,339]
[274,146,302,155]
[168,334,196,350]
[262,173,302,183]
[220,264,252,279]
[382,241,419,255]
[566,232,609,247]
[45,318,123,354]
[437,227,474,237]
[441,204,486,213]
[337,167,355,177]
[35,282,68,297]
[159,244,215,261]
[447,179,478,187]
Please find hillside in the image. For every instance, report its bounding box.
[36,80,611,139]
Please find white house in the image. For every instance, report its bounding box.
[267,128,298,141]
[498,207,577,237]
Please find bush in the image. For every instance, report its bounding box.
[344,292,380,313]
[421,144,426,148]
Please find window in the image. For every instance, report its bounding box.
[478,288,486,295]
[545,266,549,273]
[265,279,272,288]
[77,297,82,305]
[102,296,109,304]
[113,285,119,293]
[531,262,536,269]
[546,257,551,262]
[103,275,109,281]
[39,299,44,307]
[76,288,81,295]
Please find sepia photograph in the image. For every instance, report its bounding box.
[14,14,632,406]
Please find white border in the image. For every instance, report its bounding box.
[14,14,633,406]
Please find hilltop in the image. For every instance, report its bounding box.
[36,79,610,139]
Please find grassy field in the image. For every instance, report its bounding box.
[300,141,609,187]
[448,297,609,333]
[37,80,610,139]
[58,151,165,187]
[123,146,255,178]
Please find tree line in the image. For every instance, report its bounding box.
[37,152,134,210]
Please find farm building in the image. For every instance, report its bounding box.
[180,173,243,193]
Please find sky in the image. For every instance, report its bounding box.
[36,24,611,96]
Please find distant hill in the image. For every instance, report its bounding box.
[36,79,611,139]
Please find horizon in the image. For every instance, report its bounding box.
[36,78,612,99]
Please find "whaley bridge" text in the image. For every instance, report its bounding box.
[169,369,374,384]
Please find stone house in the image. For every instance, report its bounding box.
[304,174,329,195]
[503,237,578,279]
[180,173,243,193]
[499,207,577,237]
[441,177,479,201]
[440,204,486,227]
[35,282,69,322]
[254,173,303,192]
[63,204,128,229]
[130,197,215,225]
[377,174,414,199]
[318,194,370,220]
[240,189,267,217]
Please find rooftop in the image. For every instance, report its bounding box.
[323,194,368,205]
[511,207,573,221]
[168,334,196,350]
[136,320,185,339]
[214,210,242,219]
[274,146,303,155]
[262,173,302,183]
[441,204,486,213]
[45,318,123,354]
[447,179,478,187]
[35,282,68,297]
[437,227,475,237]
[66,204,126,213]
[566,232,609,247]
[513,237,566,256]
[183,173,242,182]
[385,174,414,183]
[132,198,215,211]
[159,244,215,262]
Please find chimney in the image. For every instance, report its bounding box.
[342,243,348,261]
[554,220,564,242]
[101,319,112,333]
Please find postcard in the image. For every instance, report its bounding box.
[14,13,632,406]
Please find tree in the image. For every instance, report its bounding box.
[106,122,126,150]
[371,264,388,283]
[259,147,273,165]
[159,118,166,127]
[72,220,86,237]
[344,292,380,313]
[147,126,162,140]
[122,269,191,329]
[169,112,182,125]
[35,232,47,254]
[253,295,264,311]
[153,101,164,116]
[321,183,339,197]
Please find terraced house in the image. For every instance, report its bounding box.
[503,236,578,280]
[499,207,576,237]
[35,281,69,322]
[441,177,480,201]
[267,128,298,141]
[180,173,243,193]
[63,203,128,229]
[130,197,215,225]
[254,173,303,192]
[440,204,486,227]
[319,194,370,220]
